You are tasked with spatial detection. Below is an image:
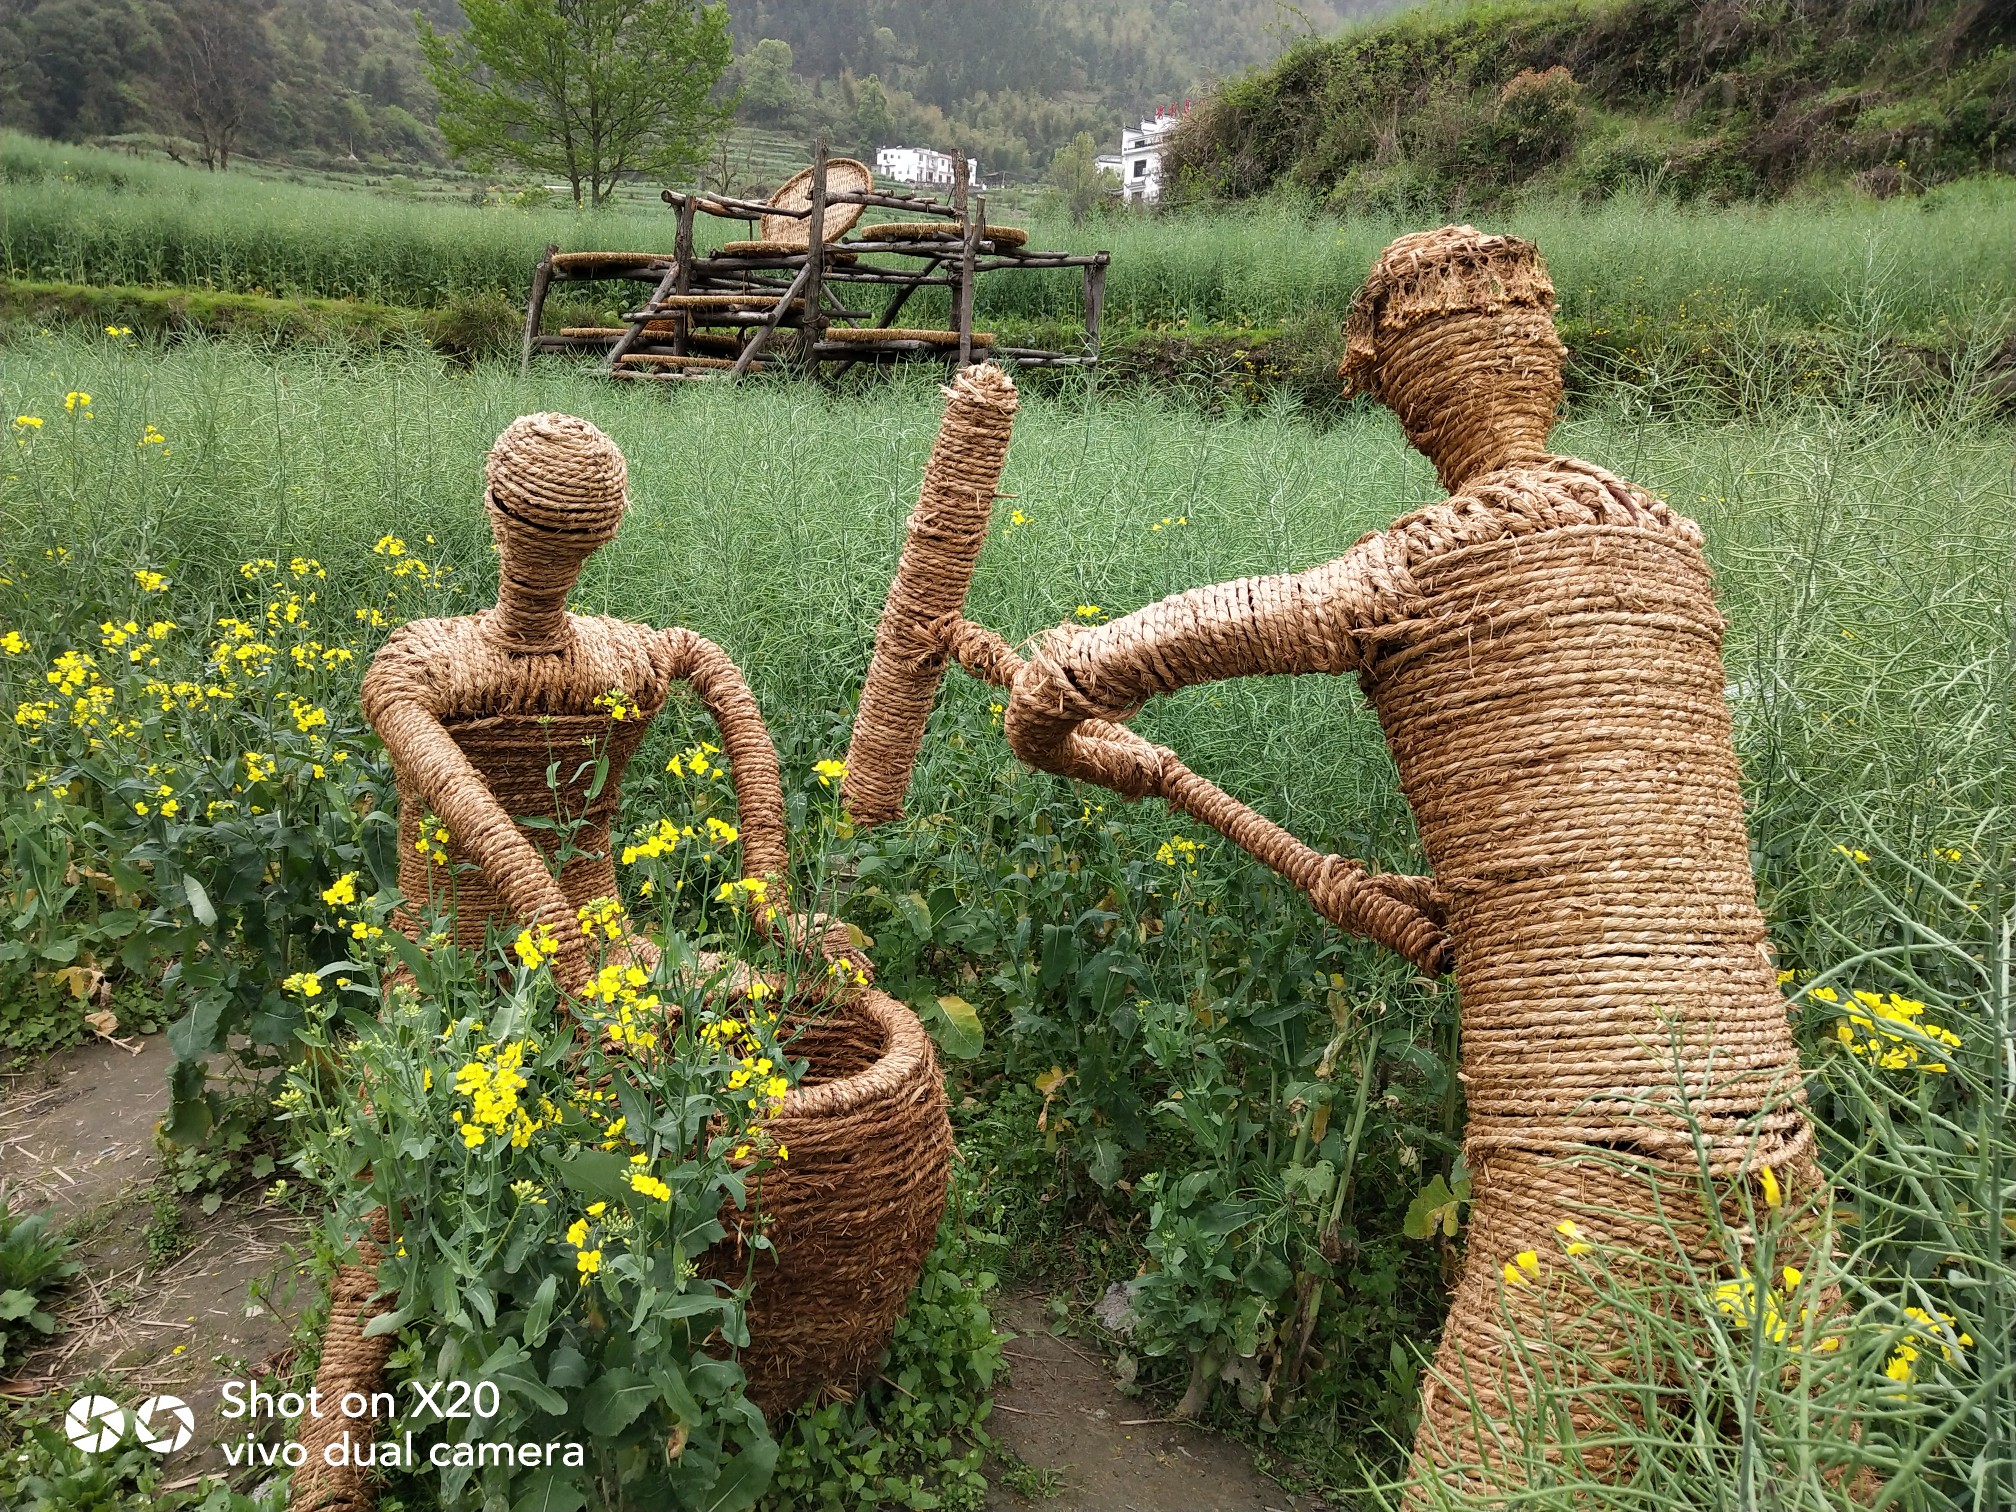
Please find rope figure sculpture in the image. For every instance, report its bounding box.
[847,232,1832,1499]
[290,414,951,1512]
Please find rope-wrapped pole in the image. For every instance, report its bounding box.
[287,1209,393,1512]
[842,363,1018,826]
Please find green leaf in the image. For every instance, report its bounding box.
[1403,1174,1466,1240]
[0,1290,37,1321]
[693,1438,779,1512]
[581,1367,656,1436]
[361,1307,411,1338]
[523,1273,558,1350]
[510,1470,587,1512]
[182,873,217,927]
[928,994,984,1059]
[555,1149,634,1204]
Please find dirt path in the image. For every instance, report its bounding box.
[1,1036,310,1479]
[986,1290,1305,1512]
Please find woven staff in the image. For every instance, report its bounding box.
[843,364,1019,825]
[843,366,1452,975]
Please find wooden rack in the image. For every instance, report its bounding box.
[520,142,1110,383]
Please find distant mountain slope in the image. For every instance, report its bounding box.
[1166,0,2016,206]
[721,0,1413,177]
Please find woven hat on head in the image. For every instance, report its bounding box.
[1340,225,1561,393]
[484,412,629,544]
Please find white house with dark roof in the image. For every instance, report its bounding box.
[1118,108,1184,204]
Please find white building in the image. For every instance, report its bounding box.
[1118,107,1184,204]
[874,146,982,191]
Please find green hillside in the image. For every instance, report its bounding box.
[1166,0,2016,207]
[0,0,1408,184]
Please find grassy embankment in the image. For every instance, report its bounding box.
[6,130,2013,408]
[0,329,2010,1505]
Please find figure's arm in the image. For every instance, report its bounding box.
[656,628,787,882]
[1001,535,1450,975]
[1004,534,1409,790]
[363,682,593,992]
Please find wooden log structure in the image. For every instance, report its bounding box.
[529,151,1113,384]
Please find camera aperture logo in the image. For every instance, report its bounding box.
[220,1379,587,1471]
[63,1394,192,1454]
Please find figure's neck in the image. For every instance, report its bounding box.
[488,579,574,652]
[1431,428,1549,491]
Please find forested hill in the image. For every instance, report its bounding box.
[1165,0,2016,208]
[719,0,1405,172]
[0,0,1406,181]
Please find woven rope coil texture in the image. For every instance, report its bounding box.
[843,363,1020,824]
[713,987,953,1412]
[364,618,789,993]
[965,226,1831,1495]
[1341,225,1567,491]
[285,1208,392,1512]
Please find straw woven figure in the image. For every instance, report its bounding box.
[848,236,1834,1501]
[291,414,950,1511]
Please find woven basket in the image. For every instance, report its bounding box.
[760,158,872,246]
[712,986,953,1413]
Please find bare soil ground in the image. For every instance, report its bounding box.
[4,1038,1305,1504]
[1,1035,310,1480]
[986,1290,1306,1512]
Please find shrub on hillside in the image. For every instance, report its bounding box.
[1491,66,1584,177]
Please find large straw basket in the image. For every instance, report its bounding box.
[710,985,953,1414]
[761,158,872,246]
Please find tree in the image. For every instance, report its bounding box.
[853,72,891,151]
[155,0,274,169]
[419,0,733,209]
[1047,130,1116,224]
[737,37,800,123]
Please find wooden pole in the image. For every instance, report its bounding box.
[957,191,981,368]
[1084,256,1108,363]
[603,259,682,374]
[728,257,817,382]
[798,140,829,368]
[520,243,557,377]
[672,187,697,357]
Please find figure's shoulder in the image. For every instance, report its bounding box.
[361,614,472,678]
[1384,455,1703,572]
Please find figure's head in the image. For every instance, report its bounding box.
[1339,226,1566,491]
[483,413,628,648]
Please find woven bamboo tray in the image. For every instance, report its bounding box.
[760,158,873,245]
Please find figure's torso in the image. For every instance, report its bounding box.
[1361,459,1804,1165]
[361,613,678,944]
